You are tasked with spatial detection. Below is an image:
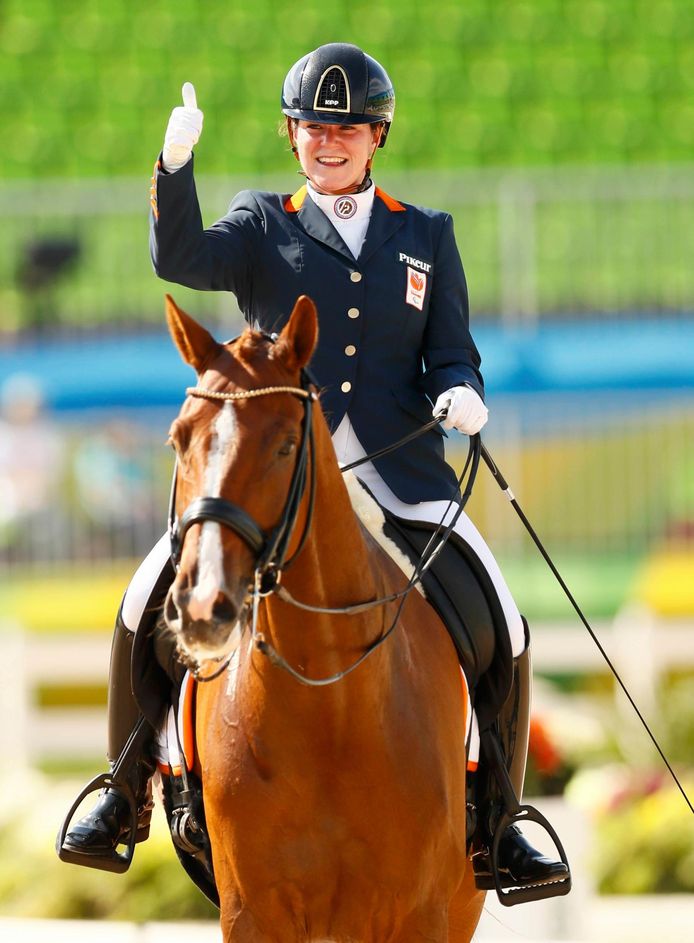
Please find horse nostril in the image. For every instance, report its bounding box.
[165,590,182,626]
[212,593,238,625]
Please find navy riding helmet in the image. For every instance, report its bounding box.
[281,43,395,147]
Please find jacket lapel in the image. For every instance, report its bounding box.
[288,187,356,261]
[358,188,407,265]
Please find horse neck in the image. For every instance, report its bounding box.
[300,411,382,592]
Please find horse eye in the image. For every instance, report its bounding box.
[278,439,297,457]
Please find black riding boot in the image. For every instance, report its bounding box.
[61,611,157,857]
[472,635,569,891]
[57,549,184,873]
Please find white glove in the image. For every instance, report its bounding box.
[433,385,488,435]
[162,82,204,172]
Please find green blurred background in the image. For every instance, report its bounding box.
[1,0,693,927]
[4,0,694,177]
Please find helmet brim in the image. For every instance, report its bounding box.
[282,108,388,126]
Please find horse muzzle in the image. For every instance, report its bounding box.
[164,581,249,662]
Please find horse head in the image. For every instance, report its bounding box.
[163,293,318,666]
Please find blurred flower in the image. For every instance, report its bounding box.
[524,713,572,796]
[529,715,562,775]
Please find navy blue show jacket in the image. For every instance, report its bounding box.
[149,157,484,504]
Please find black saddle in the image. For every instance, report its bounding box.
[381,511,514,731]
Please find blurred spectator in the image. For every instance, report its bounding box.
[16,236,81,336]
[72,419,156,551]
[0,372,65,559]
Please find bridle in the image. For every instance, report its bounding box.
[167,355,480,686]
[168,376,318,599]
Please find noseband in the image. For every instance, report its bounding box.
[168,377,317,595]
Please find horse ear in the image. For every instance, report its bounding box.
[165,294,220,372]
[276,295,319,370]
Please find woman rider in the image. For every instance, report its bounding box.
[61,43,567,892]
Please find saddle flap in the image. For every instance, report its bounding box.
[381,512,514,728]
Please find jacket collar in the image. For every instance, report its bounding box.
[285,185,354,259]
[285,185,406,263]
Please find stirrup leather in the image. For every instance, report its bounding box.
[56,716,150,874]
[475,728,572,906]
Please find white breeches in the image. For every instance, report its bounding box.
[120,532,172,633]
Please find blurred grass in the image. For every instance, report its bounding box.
[499,551,641,621]
[0,771,217,921]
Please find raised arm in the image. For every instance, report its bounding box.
[149,84,260,295]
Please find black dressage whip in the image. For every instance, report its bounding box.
[480,441,694,816]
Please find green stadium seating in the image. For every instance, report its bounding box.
[0,1,689,177]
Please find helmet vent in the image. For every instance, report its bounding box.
[314,66,350,113]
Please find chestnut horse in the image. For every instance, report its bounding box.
[163,293,485,942]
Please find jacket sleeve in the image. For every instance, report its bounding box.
[419,213,485,402]
[149,154,262,296]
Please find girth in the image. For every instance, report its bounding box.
[381,512,514,731]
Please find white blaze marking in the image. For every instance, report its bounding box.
[190,402,237,618]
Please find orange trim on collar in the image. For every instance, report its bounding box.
[285,184,405,213]
[375,187,406,212]
[285,185,308,213]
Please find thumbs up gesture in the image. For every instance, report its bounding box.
[162,83,204,172]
